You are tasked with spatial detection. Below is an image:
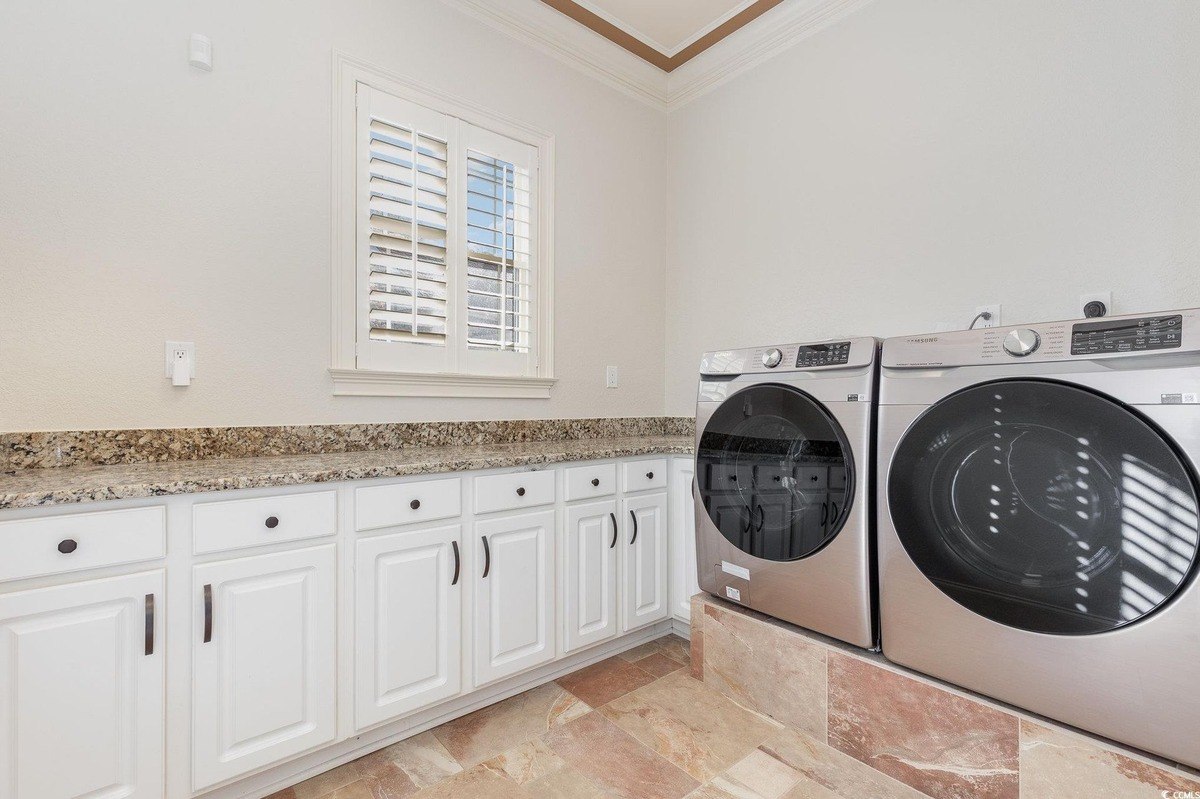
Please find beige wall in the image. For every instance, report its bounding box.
[0,0,668,431]
[664,0,1200,414]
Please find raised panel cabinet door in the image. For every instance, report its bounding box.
[192,545,337,791]
[473,509,556,686]
[563,500,618,653]
[621,492,669,633]
[0,570,164,799]
[355,525,463,730]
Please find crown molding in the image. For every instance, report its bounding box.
[570,0,759,59]
[438,0,668,108]
[665,0,875,109]
[438,0,873,112]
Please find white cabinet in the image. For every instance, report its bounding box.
[620,492,669,632]
[0,571,164,799]
[473,509,556,686]
[563,500,618,653]
[670,458,699,622]
[192,545,337,791]
[355,526,463,730]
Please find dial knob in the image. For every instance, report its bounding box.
[1003,328,1040,357]
[762,348,783,368]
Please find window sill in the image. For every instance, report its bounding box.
[329,369,556,399]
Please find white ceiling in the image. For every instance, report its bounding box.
[573,0,757,56]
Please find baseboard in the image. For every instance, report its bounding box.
[670,615,691,639]
[204,620,674,799]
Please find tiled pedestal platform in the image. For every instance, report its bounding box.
[690,593,1200,799]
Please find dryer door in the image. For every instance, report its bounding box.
[697,384,854,561]
[888,378,1200,635]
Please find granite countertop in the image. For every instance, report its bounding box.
[0,435,695,510]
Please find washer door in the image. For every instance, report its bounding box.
[697,384,854,561]
[888,379,1200,635]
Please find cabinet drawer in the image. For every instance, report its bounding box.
[0,506,165,582]
[194,491,336,554]
[564,463,617,501]
[356,477,461,531]
[475,471,555,515]
[622,458,668,493]
[796,466,828,490]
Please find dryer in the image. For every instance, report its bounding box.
[694,338,878,649]
[878,309,1200,768]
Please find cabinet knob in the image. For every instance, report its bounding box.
[516,487,526,497]
[410,499,421,510]
[591,478,600,487]
[57,538,78,554]
[646,471,654,480]
[264,516,279,529]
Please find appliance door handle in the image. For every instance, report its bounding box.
[609,512,618,548]
[754,504,765,532]
[144,593,155,656]
[481,535,491,579]
[202,584,213,644]
[829,501,838,524]
[820,501,828,526]
[743,507,753,532]
[451,540,461,586]
[629,509,639,545]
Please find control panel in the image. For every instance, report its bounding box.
[795,342,851,368]
[1070,314,1182,355]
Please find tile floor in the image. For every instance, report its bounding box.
[266,634,842,799]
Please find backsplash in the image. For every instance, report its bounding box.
[1,417,695,470]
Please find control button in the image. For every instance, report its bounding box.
[762,348,783,368]
[1003,328,1041,357]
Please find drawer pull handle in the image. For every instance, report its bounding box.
[264,516,279,529]
[629,510,639,545]
[646,471,654,480]
[203,584,213,644]
[57,539,78,554]
[516,487,526,497]
[609,512,618,549]
[144,594,155,656]
[481,536,491,579]
[591,478,600,487]
[451,540,461,586]
[410,499,421,510]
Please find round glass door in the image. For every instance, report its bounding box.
[888,379,1200,635]
[697,384,854,561]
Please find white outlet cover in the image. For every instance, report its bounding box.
[605,366,619,388]
[164,341,196,378]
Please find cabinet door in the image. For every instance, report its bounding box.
[355,526,462,730]
[563,500,618,653]
[193,545,336,791]
[474,510,556,686]
[621,492,669,632]
[670,460,700,622]
[0,571,163,799]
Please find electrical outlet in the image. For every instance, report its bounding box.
[164,341,196,379]
[1079,291,1112,318]
[973,304,1001,329]
[605,366,619,389]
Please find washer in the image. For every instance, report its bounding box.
[878,309,1200,768]
[694,338,878,649]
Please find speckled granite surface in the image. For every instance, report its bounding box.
[0,436,695,510]
[2,417,695,469]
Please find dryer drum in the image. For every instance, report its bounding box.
[888,378,1200,635]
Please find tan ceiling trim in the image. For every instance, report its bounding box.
[538,0,786,72]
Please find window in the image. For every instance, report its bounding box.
[331,56,555,397]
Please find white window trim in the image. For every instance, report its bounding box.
[330,52,556,398]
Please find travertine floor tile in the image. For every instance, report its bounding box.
[759,727,926,799]
[364,731,462,788]
[546,709,701,799]
[483,739,568,785]
[434,683,590,767]
[556,656,657,707]
[523,764,612,799]
[601,670,780,781]
[1019,720,1200,798]
[634,651,687,678]
[716,749,802,799]
[291,760,364,799]
[410,764,531,799]
[657,635,691,666]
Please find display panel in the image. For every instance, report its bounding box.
[1071,315,1182,355]
[796,342,851,367]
